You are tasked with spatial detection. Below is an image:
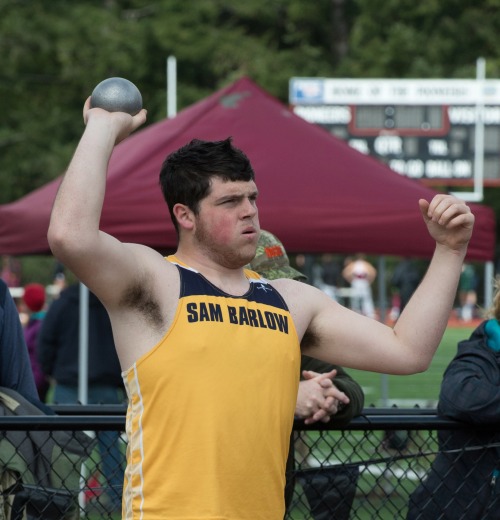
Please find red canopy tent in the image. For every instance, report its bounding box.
[0,77,495,260]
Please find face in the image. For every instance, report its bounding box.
[193,177,260,268]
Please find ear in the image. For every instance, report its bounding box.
[173,203,195,231]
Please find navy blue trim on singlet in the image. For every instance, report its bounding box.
[175,264,289,312]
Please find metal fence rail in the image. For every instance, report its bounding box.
[0,408,497,519]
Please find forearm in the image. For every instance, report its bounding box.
[48,119,116,257]
[393,244,465,370]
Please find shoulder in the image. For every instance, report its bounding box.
[269,280,334,338]
[267,277,305,298]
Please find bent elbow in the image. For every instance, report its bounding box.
[47,222,83,262]
[405,357,432,375]
[47,224,69,257]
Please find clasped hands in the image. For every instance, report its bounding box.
[295,369,350,425]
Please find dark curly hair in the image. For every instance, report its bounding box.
[159,137,255,233]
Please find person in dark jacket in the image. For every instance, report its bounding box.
[37,283,125,513]
[0,279,38,401]
[407,277,500,520]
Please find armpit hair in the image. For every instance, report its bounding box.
[120,281,163,329]
[301,328,319,352]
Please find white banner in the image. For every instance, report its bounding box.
[290,78,500,105]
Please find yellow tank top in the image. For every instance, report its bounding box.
[122,256,301,519]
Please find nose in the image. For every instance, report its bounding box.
[242,197,258,219]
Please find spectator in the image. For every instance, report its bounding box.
[248,230,364,519]
[22,283,50,401]
[0,279,38,401]
[342,254,377,318]
[407,276,500,519]
[37,283,125,513]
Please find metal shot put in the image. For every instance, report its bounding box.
[90,77,142,116]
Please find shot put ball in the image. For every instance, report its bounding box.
[90,77,143,115]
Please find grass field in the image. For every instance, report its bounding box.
[346,325,476,408]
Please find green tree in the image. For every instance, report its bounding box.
[0,0,344,202]
[343,0,500,78]
[1,0,499,264]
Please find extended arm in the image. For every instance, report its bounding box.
[286,195,475,375]
[47,100,148,307]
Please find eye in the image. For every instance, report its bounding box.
[219,198,237,207]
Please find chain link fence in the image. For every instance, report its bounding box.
[1,407,498,519]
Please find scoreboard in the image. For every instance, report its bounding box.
[289,78,500,186]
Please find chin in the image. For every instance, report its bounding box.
[236,247,257,268]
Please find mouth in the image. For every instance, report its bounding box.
[242,226,257,236]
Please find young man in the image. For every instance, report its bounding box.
[48,100,474,519]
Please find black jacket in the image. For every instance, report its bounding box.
[37,284,123,388]
[407,321,500,520]
[0,279,38,401]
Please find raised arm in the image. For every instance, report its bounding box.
[390,195,474,367]
[47,99,148,307]
[284,194,474,375]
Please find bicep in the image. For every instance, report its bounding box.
[302,299,406,374]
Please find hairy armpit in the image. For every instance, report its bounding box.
[120,282,164,329]
[301,328,319,351]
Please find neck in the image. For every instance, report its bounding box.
[174,249,250,296]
